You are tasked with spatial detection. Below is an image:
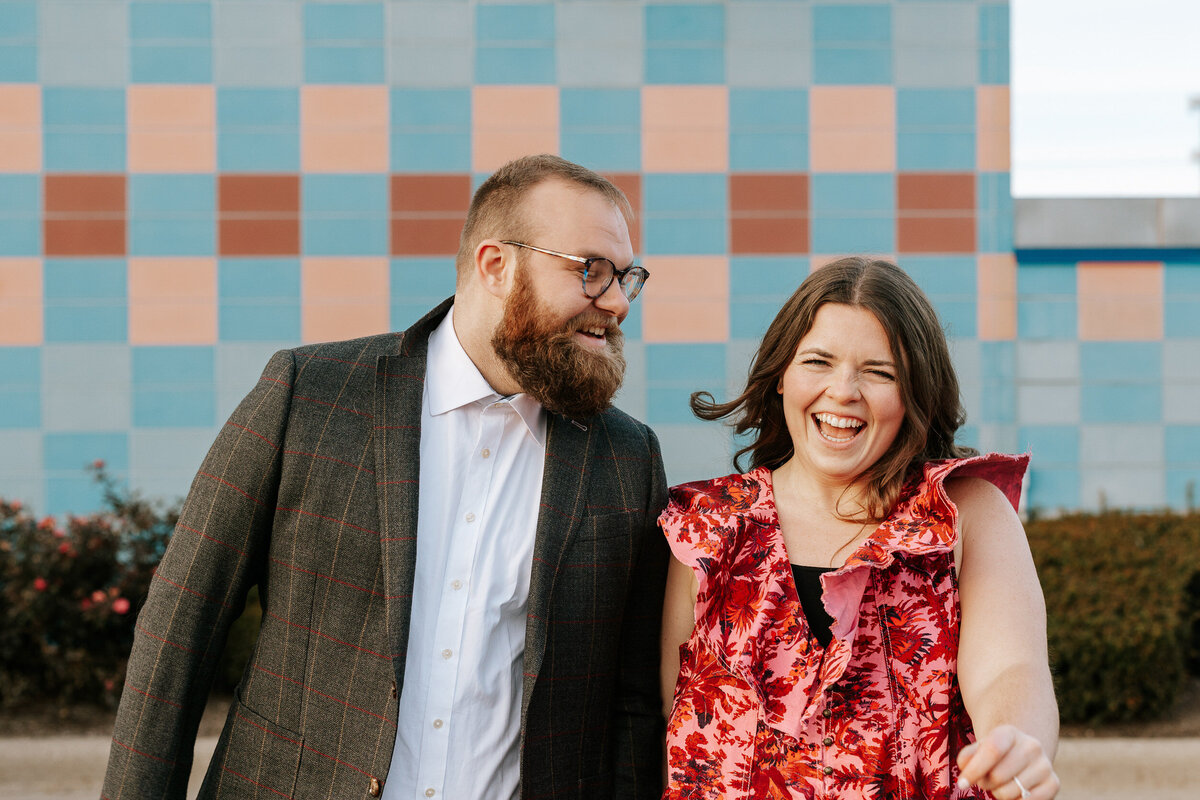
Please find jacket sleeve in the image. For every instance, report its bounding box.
[612,425,671,799]
[101,349,296,800]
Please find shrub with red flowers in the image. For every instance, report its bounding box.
[0,464,177,710]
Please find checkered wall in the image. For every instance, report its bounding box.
[8,0,1137,516]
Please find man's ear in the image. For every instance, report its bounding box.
[474,239,512,299]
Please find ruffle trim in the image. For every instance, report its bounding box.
[659,452,1029,738]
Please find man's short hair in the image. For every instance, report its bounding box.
[454,154,633,284]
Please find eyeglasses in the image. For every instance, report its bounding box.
[501,241,649,302]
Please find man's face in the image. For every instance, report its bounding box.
[490,179,635,418]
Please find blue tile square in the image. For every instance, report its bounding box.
[1164,262,1200,337]
[45,432,129,514]
[1018,425,1080,465]
[131,2,212,38]
[302,174,388,214]
[645,47,725,85]
[1017,262,1076,340]
[899,256,977,337]
[44,260,128,342]
[219,258,302,341]
[304,2,385,39]
[43,88,126,171]
[643,174,727,255]
[730,256,809,298]
[475,4,555,84]
[898,88,975,127]
[477,4,556,40]
[1026,467,1080,512]
[0,1,37,38]
[0,44,36,82]
[0,347,40,428]
[132,346,216,427]
[44,432,129,471]
[979,3,1009,84]
[981,340,1016,379]
[301,174,388,256]
[131,44,213,83]
[0,175,40,255]
[1081,384,1162,424]
[390,88,471,172]
[644,4,725,84]
[979,379,1015,424]
[216,89,300,169]
[1164,425,1200,465]
[646,4,724,42]
[811,217,894,255]
[814,47,892,84]
[129,175,215,256]
[647,343,725,383]
[0,2,37,80]
[1167,469,1200,510]
[813,4,891,41]
[811,172,894,214]
[730,89,809,170]
[44,259,126,300]
[1081,342,1161,383]
[305,45,385,83]
[560,89,640,171]
[977,172,1013,252]
[731,300,786,340]
[390,257,457,298]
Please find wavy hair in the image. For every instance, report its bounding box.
[692,257,976,520]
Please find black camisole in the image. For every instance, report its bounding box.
[791,564,836,648]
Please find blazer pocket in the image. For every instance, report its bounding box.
[213,689,304,799]
[575,511,644,543]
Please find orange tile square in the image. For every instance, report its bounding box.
[0,85,41,171]
[301,257,391,342]
[605,173,642,254]
[301,86,389,173]
[977,253,1016,341]
[128,258,217,344]
[640,256,728,343]
[472,87,559,173]
[0,258,43,345]
[897,173,975,211]
[642,86,728,173]
[127,86,216,172]
[810,87,895,172]
[44,219,126,256]
[1078,261,1163,341]
[897,216,975,253]
[977,86,1010,172]
[218,174,300,256]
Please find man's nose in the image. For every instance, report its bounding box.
[593,277,630,322]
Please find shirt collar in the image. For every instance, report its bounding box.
[426,305,547,447]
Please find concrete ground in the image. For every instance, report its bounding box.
[0,735,1197,799]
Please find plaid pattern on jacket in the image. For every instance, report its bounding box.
[102,299,670,799]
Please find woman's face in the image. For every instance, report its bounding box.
[778,303,906,486]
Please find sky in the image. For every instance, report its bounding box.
[1012,0,1200,197]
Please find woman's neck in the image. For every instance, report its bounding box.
[771,459,870,521]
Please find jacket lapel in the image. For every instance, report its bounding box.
[521,413,592,707]
[374,298,452,682]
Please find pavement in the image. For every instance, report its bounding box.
[0,735,1197,799]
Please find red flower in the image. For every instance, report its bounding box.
[80,598,93,611]
[92,459,105,469]
[9,500,20,511]
[91,589,106,604]
[58,542,71,555]
[112,597,130,615]
[34,577,47,592]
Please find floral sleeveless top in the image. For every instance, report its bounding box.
[660,453,1028,800]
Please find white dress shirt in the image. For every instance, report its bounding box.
[384,306,546,800]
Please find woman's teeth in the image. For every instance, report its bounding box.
[814,412,864,441]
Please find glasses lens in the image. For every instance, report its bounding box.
[619,268,647,301]
[583,258,615,297]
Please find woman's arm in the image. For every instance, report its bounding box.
[660,555,699,720]
[950,476,1060,799]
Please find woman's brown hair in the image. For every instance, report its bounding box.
[692,256,976,520]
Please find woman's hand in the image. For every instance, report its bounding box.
[956,724,1059,799]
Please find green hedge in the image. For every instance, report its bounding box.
[1027,511,1200,724]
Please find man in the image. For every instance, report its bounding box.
[102,155,669,800]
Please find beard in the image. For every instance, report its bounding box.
[491,265,626,419]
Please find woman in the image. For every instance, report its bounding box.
[660,258,1058,799]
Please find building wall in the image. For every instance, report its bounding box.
[0,0,1039,514]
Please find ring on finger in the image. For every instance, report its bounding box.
[1012,776,1031,799]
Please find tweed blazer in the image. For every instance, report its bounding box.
[102,299,670,800]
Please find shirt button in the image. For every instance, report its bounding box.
[465,512,475,523]
[481,448,491,459]
[823,736,834,746]
[433,718,444,729]
[441,648,453,659]
[823,766,833,776]
[368,777,382,796]
[451,579,462,590]
[425,789,435,798]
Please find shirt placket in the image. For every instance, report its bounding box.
[411,400,502,800]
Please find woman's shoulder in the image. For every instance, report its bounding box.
[918,452,1029,513]
[664,465,773,517]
